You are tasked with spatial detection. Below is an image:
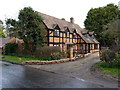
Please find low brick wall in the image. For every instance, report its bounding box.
[22,51,99,65]
[22,57,79,65]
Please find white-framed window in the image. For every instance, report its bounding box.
[54,44,59,47]
[66,32,69,38]
[54,29,59,36]
[73,33,76,38]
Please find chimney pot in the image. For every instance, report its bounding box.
[70,17,74,24]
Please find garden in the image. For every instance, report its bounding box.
[2,42,67,64]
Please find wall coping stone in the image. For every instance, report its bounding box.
[22,51,99,65]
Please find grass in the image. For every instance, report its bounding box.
[96,60,120,78]
[1,54,50,63]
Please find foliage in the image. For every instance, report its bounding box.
[102,19,120,52]
[6,7,45,53]
[34,46,66,60]
[4,42,18,55]
[100,49,116,62]
[84,4,120,46]
[0,20,6,38]
[96,53,120,78]
[98,59,120,68]
[96,61,119,78]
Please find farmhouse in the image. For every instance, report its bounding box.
[38,12,99,58]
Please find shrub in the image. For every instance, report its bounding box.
[4,42,18,55]
[98,59,120,68]
[34,46,66,60]
[100,49,116,62]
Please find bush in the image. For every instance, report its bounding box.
[34,46,66,60]
[100,49,116,62]
[98,59,120,68]
[4,42,18,55]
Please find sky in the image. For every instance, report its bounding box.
[0,0,119,28]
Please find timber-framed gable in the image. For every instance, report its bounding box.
[38,12,99,57]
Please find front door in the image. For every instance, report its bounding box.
[67,45,70,58]
[67,45,73,58]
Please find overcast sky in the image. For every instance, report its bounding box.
[0,0,119,28]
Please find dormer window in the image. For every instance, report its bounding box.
[91,35,94,38]
[73,33,76,37]
[84,34,87,37]
[73,29,77,38]
[54,29,59,36]
[66,32,69,38]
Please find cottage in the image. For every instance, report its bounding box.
[38,13,99,58]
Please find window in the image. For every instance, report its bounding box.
[80,44,83,50]
[54,29,59,36]
[73,33,76,38]
[91,35,94,38]
[66,32,69,38]
[90,44,93,49]
[94,44,98,49]
[54,44,59,47]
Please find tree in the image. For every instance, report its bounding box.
[6,7,44,53]
[103,19,120,52]
[0,20,6,38]
[84,4,120,46]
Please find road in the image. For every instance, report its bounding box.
[1,52,119,88]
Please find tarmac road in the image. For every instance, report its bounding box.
[1,52,119,88]
[27,52,119,88]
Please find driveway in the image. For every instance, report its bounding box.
[27,52,118,88]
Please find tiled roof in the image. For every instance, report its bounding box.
[0,37,24,48]
[38,12,99,44]
[0,38,10,48]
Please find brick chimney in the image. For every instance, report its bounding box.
[70,17,74,24]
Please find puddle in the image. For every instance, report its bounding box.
[2,64,10,66]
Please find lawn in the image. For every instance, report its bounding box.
[96,60,120,78]
[1,54,47,63]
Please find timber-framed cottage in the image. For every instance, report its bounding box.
[38,12,99,58]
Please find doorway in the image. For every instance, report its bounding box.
[67,44,73,58]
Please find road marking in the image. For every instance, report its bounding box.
[75,77,85,82]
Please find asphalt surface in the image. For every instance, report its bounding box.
[1,52,119,88]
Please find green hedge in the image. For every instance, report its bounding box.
[4,42,18,55]
[100,49,116,62]
[34,46,67,60]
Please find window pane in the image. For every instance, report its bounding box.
[66,32,69,37]
[54,29,59,36]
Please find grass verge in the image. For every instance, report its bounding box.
[96,61,120,79]
[1,54,49,63]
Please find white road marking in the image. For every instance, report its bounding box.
[75,77,85,82]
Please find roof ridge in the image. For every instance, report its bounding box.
[38,12,81,28]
